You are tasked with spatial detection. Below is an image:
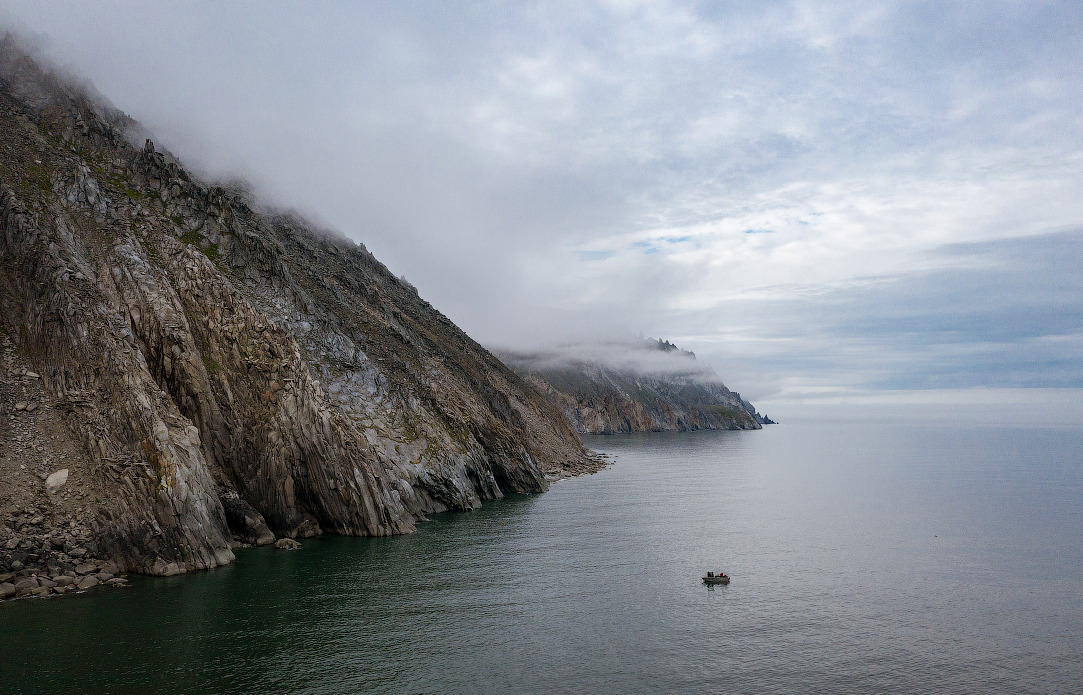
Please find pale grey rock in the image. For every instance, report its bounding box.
[46,469,69,491]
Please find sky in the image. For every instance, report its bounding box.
[2,1,1081,407]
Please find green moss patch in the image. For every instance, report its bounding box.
[180,230,203,246]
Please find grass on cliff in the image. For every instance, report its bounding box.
[24,162,52,195]
[180,230,224,270]
[13,160,53,202]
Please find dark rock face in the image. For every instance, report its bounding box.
[500,341,768,434]
[0,37,594,579]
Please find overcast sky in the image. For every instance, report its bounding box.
[2,1,1081,405]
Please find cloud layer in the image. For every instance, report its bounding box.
[2,1,1080,402]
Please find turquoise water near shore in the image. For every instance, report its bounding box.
[2,413,1081,693]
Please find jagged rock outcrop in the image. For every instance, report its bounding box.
[500,339,770,433]
[0,37,595,581]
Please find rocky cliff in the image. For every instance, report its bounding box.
[500,339,772,434]
[0,38,596,583]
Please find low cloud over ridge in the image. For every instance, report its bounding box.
[2,2,1080,402]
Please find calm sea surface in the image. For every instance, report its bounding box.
[2,413,1081,694]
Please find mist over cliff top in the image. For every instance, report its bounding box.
[498,338,725,383]
[3,3,1081,403]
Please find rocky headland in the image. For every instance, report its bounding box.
[0,37,600,600]
[499,338,773,434]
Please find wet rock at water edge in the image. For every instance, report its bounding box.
[76,576,99,590]
[14,577,38,594]
[274,538,302,550]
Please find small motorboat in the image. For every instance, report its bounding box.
[702,571,730,585]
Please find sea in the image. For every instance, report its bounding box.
[2,402,1081,694]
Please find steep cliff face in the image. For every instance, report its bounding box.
[500,340,769,434]
[0,39,594,579]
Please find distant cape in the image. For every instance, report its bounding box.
[498,339,773,434]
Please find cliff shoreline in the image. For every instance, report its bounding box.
[0,37,601,601]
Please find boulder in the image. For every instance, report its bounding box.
[76,576,99,590]
[273,538,301,550]
[0,582,14,599]
[74,562,97,575]
[14,577,38,594]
